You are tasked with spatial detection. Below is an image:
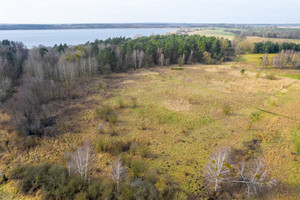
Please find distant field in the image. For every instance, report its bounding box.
[187,28,235,39]
[246,36,300,44]
[183,28,300,44]
[173,27,235,39]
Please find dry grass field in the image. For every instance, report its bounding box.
[1,60,299,199]
[182,28,300,44]
[246,36,300,44]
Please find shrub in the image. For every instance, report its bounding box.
[171,67,184,70]
[108,127,118,136]
[251,112,262,122]
[94,105,116,123]
[140,145,150,158]
[130,142,138,155]
[223,105,232,115]
[293,132,300,155]
[94,135,112,152]
[240,69,245,74]
[110,140,131,155]
[94,136,130,155]
[256,71,261,78]
[8,163,118,200]
[177,56,184,66]
[132,98,138,108]
[117,97,125,108]
[266,73,276,80]
[108,114,118,124]
[96,123,104,134]
[130,159,143,178]
[9,163,88,199]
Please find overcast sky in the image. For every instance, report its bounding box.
[0,0,299,24]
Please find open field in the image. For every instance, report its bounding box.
[237,54,300,80]
[186,28,235,39]
[1,60,299,199]
[236,54,277,65]
[246,36,300,44]
[182,28,300,44]
[171,27,235,39]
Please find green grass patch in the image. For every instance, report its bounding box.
[171,67,184,70]
[234,56,246,62]
[239,54,277,66]
[282,74,300,80]
[292,129,300,154]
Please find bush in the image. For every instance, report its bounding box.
[130,142,138,155]
[240,69,245,74]
[140,145,150,158]
[9,162,185,200]
[132,98,138,108]
[8,163,118,200]
[293,132,300,155]
[110,140,131,155]
[117,97,125,108]
[108,114,118,125]
[177,56,184,66]
[251,112,262,122]
[256,71,261,78]
[94,135,112,152]
[94,135,131,155]
[130,159,143,178]
[94,105,116,123]
[266,73,276,80]
[171,67,184,70]
[9,163,87,199]
[222,105,232,115]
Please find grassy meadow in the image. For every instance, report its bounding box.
[1,57,299,199]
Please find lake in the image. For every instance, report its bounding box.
[0,28,175,48]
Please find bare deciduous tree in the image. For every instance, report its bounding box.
[132,49,138,69]
[205,148,232,193]
[111,156,127,194]
[157,48,164,66]
[234,159,277,196]
[132,49,145,69]
[261,54,269,66]
[70,143,91,180]
[137,50,144,69]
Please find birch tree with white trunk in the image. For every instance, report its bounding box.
[205,148,232,193]
[234,159,277,196]
[111,156,127,194]
[70,144,91,180]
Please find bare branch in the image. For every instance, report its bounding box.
[111,156,127,194]
[205,148,232,193]
[234,158,277,196]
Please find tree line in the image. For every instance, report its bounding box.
[261,50,300,68]
[253,41,300,53]
[228,28,300,39]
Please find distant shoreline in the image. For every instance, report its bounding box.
[1,23,300,31]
